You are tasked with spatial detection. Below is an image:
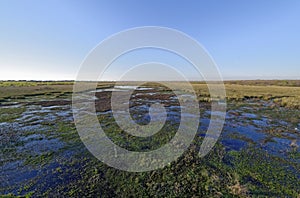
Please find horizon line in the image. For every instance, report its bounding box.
[1,79,300,82]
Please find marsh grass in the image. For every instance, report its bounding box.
[1,80,299,109]
[0,107,26,122]
[228,147,300,197]
[0,81,74,87]
[1,80,300,197]
[191,83,300,109]
[274,96,300,109]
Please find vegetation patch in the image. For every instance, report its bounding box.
[0,107,26,122]
[1,81,300,197]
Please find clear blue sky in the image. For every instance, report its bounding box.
[0,0,299,80]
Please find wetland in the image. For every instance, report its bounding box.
[0,80,299,197]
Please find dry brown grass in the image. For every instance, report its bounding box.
[1,80,299,109]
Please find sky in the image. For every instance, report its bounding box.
[0,0,300,80]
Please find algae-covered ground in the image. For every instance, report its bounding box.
[0,81,299,197]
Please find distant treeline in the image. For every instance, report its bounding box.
[0,81,74,87]
[224,80,300,87]
[1,80,300,87]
